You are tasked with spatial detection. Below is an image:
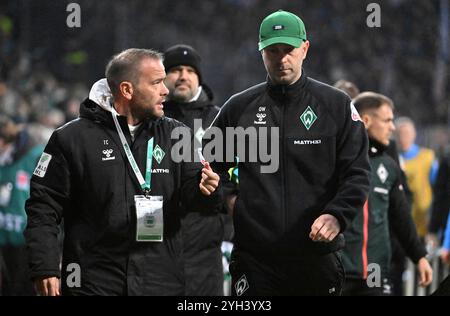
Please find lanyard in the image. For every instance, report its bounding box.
[112,112,153,195]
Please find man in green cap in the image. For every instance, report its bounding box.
[206,10,370,295]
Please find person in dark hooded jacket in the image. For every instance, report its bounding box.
[163,44,232,296]
[24,48,222,296]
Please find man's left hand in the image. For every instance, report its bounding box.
[199,162,220,196]
[309,214,341,242]
[417,257,433,287]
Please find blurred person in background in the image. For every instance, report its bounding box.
[0,115,44,295]
[395,117,439,240]
[342,92,432,296]
[333,79,360,99]
[430,146,450,265]
[163,44,232,295]
[429,145,450,247]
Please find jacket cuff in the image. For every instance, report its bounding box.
[322,209,348,233]
[30,270,61,281]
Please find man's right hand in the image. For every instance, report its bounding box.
[417,257,433,287]
[34,277,61,296]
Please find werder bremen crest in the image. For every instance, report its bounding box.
[300,106,317,130]
[153,145,165,164]
[377,163,388,183]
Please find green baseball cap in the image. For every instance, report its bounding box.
[258,10,307,51]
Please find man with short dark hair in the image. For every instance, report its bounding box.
[25,48,222,296]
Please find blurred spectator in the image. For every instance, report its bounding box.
[395,117,439,238]
[441,212,450,265]
[430,145,450,269]
[333,79,360,99]
[429,145,450,241]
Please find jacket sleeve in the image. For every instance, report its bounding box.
[24,131,71,279]
[323,100,371,232]
[389,166,427,263]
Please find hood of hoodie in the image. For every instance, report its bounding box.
[76,78,117,126]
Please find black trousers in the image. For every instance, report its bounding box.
[182,212,225,296]
[229,249,345,296]
[0,245,35,296]
[431,275,450,296]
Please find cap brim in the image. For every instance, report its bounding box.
[258,37,302,51]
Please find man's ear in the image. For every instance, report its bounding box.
[361,113,371,129]
[119,82,133,100]
[301,40,310,60]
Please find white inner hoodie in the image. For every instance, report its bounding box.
[89,78,141,141]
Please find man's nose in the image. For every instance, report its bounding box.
[279,53,289,64]
[179,69,189,80]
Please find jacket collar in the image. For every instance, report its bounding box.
[368,137,388,157]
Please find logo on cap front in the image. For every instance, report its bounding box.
[273,25,284,30]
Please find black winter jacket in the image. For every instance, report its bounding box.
[207,73,371,256]
[24,99,221,295]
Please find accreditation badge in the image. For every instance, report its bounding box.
[135,195,163,242]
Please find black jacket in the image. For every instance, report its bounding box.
[207,73,371,256]
[24,98,221,295]
[164,85,219,133]
[164,87,228,295]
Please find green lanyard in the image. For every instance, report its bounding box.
[112,112,153,195]
[145,137,154,193]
